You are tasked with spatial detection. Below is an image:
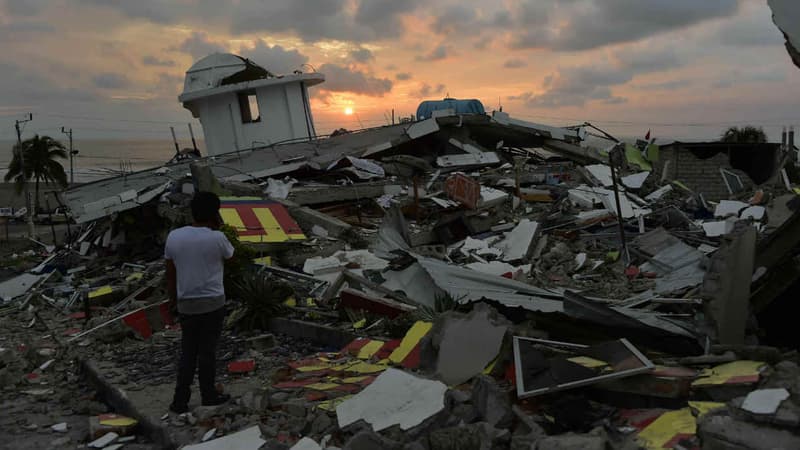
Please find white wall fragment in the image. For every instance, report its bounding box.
[336,368,447,432]
[742,388,790,415]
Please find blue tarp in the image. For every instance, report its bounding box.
[416,98,485,120]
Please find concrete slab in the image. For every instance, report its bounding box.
[336,368,447,432]
[432,305,508,386]
[183,425,265,450]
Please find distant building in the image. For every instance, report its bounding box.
[179,53,324,156]
[655,142,783,201]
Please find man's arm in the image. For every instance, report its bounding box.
[166,259,177,306]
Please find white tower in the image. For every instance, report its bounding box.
[178,53,324,156]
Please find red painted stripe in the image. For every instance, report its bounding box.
[122,310,152,339]
[375,340,401,360]
[340,339,372,356]
[268,204,304,235]
[400,344,422,369]
[230,204,266,236]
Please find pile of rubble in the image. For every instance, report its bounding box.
[3,112,800,449]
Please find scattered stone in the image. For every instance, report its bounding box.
[50,422,68,433]
[49,436,71,447]
[202,428,217,442]
[343,430,403,450]
[537,431,606,450]
[472,375,513,429]
[428,422,508,450]
[285,398,307,417]
[311,412,334,435]
[88,431,119,448]
[698,413,800,450]
[270,391,290,409]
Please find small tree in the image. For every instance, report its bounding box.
[720,126,768,144]
[4,135,68,212]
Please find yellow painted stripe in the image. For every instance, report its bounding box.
[220,208,246,233]
[348,362,388,374]
[637,408,695,450]
[317,395,352,411]
[341,376,370,384]
[253,208,288,243]
[388,321,432,365]
[89,286,113,298]
[357,340,385,360]
[306,383,340,391]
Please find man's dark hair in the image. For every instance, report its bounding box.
[191,192,221,223]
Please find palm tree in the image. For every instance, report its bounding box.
[4,135,68,212]
[720,126,768,144]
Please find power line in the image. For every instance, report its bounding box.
[35,112,190,125]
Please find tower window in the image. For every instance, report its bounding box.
[238,92,260,123]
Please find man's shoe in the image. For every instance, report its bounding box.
[169,402,189,414]
[201,393,231,407]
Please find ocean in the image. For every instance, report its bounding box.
[0,139,205,183]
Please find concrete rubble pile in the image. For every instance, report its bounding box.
[4,111,800,449]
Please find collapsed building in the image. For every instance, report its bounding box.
[4,53,800,449]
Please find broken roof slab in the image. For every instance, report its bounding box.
[63,115,583,223]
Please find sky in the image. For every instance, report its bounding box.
[0,0,798,144]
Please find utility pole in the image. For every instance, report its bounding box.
[170,126,181,157]
[609,143,629,266]
[61,127,76,185]
[187,123,198,153]
[14,113,35,238]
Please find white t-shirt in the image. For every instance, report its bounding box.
[164,226,234,300]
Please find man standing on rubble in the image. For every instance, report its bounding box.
[165,191,234,413]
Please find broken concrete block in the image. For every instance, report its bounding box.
[190,162,230,196]
[343,430,403,450]
[494,219,539,262]
[471,375,513,429]
[336,368,447,432]
[698,413,800,450]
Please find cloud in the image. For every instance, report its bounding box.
[317,63,392,96]
[80,0,422,43]
[416,44,450,61]
[412,82,446,98]
[395,72,412,81]
[92,73,130,89]
[714,8,785,47]
[504,58,527,69]
[431,5,478,35]
[516,46,686,107]
[0,62,97,105]
[176,32,226,60]
[239,40,309,74]
[635,79,693,91]
[349,47,374,63]
[3,0,50,16]
[508,0,740,51]
[142,55,175,67]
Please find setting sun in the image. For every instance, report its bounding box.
[344,107,354,115]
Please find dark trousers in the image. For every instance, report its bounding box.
[172,307,225,406]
